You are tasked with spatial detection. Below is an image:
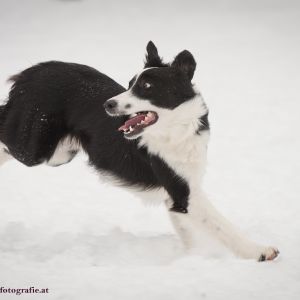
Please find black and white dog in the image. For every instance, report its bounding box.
[0,41,278,261]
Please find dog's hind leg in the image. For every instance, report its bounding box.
[47,136,81,167]
[0,142,11,167]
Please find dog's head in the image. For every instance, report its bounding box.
[104,41,203,140]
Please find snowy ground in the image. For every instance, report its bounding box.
[0,0,300,299]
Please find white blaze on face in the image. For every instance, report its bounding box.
[108,67,159,115]
[110,90,157,115]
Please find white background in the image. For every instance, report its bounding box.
[0,0,299,299]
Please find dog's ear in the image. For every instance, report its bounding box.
[144,41,165,68]
[171,50,196,80]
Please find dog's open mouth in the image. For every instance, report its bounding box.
[118,111,158,137]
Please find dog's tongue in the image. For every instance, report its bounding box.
[118,114,146,131]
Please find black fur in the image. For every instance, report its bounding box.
[0,61,126,166]
[144,41,169,68]
[0,105,5,133]
[131,67,196,109]
[150,155,190,212]
[171,50,196,80]
[129,46,197,109]
[0,59,191,212]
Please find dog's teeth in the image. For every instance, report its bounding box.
[129,126,134,132]
[141,120,145,124]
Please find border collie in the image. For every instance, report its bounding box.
[0,41,278,261]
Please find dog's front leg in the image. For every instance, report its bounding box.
[150,155,278,261]
[168,190,279,261]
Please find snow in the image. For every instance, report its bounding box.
[0,0,300,299]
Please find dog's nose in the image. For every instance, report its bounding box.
[103,99,117,112]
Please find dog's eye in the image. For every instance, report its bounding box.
[143,82,152,89]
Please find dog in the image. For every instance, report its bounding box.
[0,41,279,261]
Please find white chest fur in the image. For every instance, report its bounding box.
[138,95,209,187]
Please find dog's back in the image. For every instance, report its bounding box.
[0,61,126,167]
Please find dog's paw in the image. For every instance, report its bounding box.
[258,247,280,262]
